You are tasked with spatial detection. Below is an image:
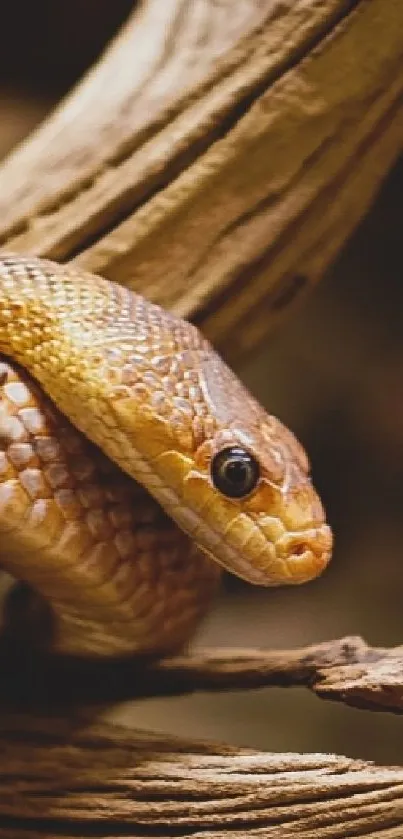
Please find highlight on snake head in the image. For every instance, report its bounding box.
[180,408,333,587]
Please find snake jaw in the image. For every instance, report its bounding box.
[179,460,332,587]
[273,525,333,583]
[174,416,333,587]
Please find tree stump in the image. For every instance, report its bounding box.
[0,1,402,836]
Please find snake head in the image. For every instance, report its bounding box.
[182,414,332,586]
[165,349,333,587]
[112,342,333,587]
[103,322,333,589]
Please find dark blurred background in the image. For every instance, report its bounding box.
[0,1,402,764]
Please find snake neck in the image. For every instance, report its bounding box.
[0,254,211,473]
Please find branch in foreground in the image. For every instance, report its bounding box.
[0,714,402,838]
[1,635,402,713]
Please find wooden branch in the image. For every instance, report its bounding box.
[0,4,402,832]
[0,0,401,361]
[137,635,403,713]
[0,714,401,838]
[1,635,402,714]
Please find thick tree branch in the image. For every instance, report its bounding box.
[1,635,402,714]
[0,715,402,838]
[0,3,402,833]
[0,0,401,361]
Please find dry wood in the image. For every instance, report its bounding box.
[0,2,402,834]
[0,0,401,361]
[119,635,403,713]
[1,634,402,714]
[0,714,401,838]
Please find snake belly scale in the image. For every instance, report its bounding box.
[0,254,332,657]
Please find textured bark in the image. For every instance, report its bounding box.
[124,635,403,713]
[1,635,402,713]
[0,2,402,834]
[0,715,402,838]
[0,0,401,360]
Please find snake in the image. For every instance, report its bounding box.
[0,253,332,658]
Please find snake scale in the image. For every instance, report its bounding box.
[0,253,332,657]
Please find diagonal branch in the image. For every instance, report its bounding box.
[0,4,401,832]
[0,0,401,361]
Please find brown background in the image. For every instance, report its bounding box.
[0,1,401,764]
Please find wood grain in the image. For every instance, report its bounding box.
[0,715,402,838]
[0,2,402,833]
[0,0,401,360]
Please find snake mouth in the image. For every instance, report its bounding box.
[194,517,333,588]
[270,523,333,585]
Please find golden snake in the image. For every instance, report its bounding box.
[0,254,332,657]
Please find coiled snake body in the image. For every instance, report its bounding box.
[0,254,332,657]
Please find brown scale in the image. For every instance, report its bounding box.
[0,358,220,657]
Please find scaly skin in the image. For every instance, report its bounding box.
[0,254,332,657]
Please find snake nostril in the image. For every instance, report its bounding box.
[292,542,307,557]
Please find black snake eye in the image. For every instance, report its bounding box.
[211,447,260,499]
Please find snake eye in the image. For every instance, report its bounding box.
[211,446,260,499]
